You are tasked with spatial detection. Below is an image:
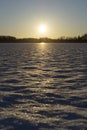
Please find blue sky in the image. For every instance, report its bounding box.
[0,0,87,38]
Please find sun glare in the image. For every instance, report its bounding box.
[39,24,47,34]
[41,42,45,44]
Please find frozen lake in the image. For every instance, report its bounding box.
[0,43,87,130]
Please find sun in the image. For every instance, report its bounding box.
[38,24,47,34]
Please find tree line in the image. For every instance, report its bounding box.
[0,34,87,43]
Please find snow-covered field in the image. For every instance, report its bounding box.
[0,43,87,130]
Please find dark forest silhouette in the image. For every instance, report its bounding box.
[0,34,87,43]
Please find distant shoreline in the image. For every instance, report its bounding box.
[0,34,87,43]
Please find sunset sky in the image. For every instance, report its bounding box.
[0,0,87,38]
